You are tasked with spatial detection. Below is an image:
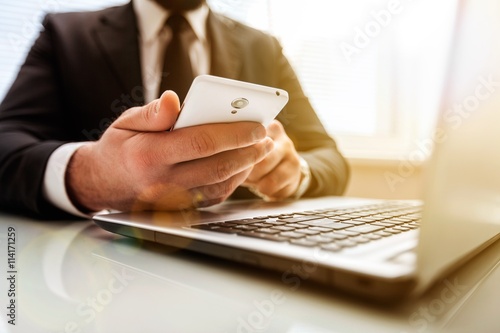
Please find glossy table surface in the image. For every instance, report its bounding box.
[0,211,499,333]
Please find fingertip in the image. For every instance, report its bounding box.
[251,123,267,142]
[263,136,275,153]
[157,90,181,128]
[159,90,181,113]
[269,119,281,126]
[112,91,182,132]
[267,119,283,132]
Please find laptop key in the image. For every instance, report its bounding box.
[266,221,287,226]
[280,231,306,239]
[345,225,384,234]
[286,223,309,229]
[356,217,380,223]
[238,232,288,242]
[300,220,352,229]
[278,216,322,223]
[295,229,320,236]
[341,220,367,225]
[374,231,393,237]
[234,225,259,231]
[392,217,414,222]
[365,234,382,240]
[335,240,358,248]
[384,228,402,234]
[321,232,348,240]
[305,235,332,243]
[335,230,361,237]
[308,226,332,232]
[256,228,281,234]
[271,226,296,232]
[384,219,406,225]
[372,221,397,227]
[252,222,274,228]
[350,236,371,244]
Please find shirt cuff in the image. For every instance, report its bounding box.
[42,142,92,218]
[293,156,311,199]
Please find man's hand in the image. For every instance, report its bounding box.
[66,91,274,212]
[243,120,302,201]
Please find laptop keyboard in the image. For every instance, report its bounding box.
[190,202,421,252]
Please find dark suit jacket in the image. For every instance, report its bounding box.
[0,2,349,218]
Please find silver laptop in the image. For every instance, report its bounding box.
[93,0,500,301]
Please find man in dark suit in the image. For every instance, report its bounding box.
[0,0,349,218]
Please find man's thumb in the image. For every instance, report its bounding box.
[112,90,181,132]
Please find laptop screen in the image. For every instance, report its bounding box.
[417,0,500,289]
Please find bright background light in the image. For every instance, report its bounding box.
[0,0,458,159]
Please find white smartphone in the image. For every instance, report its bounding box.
[172,75,289,130]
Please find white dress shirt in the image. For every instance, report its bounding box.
[133,0,210,103]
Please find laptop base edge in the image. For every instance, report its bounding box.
[94,219,416,303]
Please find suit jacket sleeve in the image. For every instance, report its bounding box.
[0,9,350,217]
[271,38,350,197]
[0,4,144,219]
[0,16,75,218]
[230,33,349,198]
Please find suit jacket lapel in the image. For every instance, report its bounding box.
[91,6,239,103]
[93,3,144,105]
[207,11,242,79]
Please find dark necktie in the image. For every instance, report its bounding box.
[158,14,194,102]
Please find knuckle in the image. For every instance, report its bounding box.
[140,105,154,125]
[198,171,246,207]
[268,120,284,136]
[217,178,238,198]
[112,107,135,127]
[129,148,161,179]
[270,119,283,130]
[288,155,300,170]
[133,148,155,169]
[260,174,280,193]
[214,158,236,181]
[253,143,268,162]
[190,131,216,155]
[197,184,229,207]
[121,106,139,117]
[197,197,224,208]
[207,175,239,198]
